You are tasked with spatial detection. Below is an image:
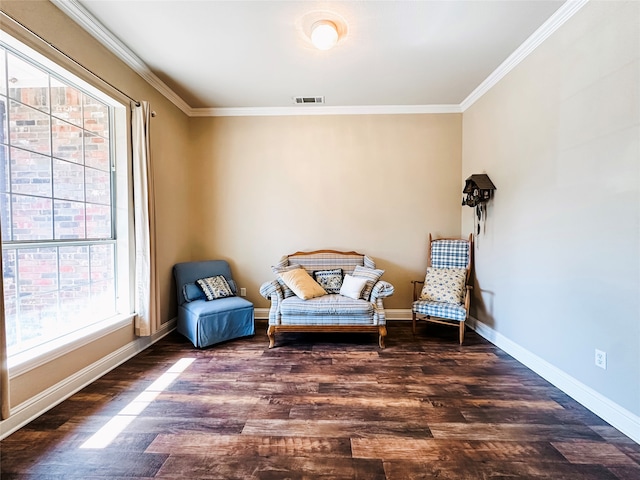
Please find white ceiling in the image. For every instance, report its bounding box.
[52,0,573,115]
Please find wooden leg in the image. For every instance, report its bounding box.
[267,325,276,349]
[378,325,387,348]
[412,312,416,335]
[459,322,465,345]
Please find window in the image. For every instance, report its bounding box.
[0,33,131,364]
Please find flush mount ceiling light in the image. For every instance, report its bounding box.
[311,20,339,50]
[298,10,348,51]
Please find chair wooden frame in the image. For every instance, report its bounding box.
[412,234,473,345]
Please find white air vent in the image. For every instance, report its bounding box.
[293,96,325,104]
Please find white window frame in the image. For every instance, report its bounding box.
[0,31,134,375]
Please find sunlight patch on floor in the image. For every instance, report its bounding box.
[79,357,195,449]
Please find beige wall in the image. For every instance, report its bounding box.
[462,1,639,415]
[188,114,462,309]
[1,1,192,408]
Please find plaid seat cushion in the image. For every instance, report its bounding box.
[281,294,373,317]
[431,240,470,269]
[280,293,374,325]
[279,314,375,326]
[412,300,466,322]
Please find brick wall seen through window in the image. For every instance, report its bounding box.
[0,41,120,357]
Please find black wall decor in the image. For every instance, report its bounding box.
[462,174,496,235]
[462,174,496,207]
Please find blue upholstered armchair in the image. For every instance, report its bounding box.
[173,260,254,348]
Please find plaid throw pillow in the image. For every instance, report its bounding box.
[352,265,384,301]
[197,275,234,301]
[272,264,303,297]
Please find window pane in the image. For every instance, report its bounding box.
[12,194,52,240]
[7,53,49,112]
[2,35,121,360]
[85,167,110,205]
[14,247,59,352]
[0,145,8,192]
[86,203,111,238]
[0,96,7,146]
[9,100,50,155]
[53,158,84,202]
[59,245,91,321]
[51,78,82,127]
[10,147,52,197]
[15,291,58,352]
[84,132,110,171]
[83,94,109,138]
[0,49,6,97]
[52,118,83,163]
[3,249,17,349]
[19,247,58,296]
[0,193,11,241]
[54,199,85,240]
[90,244,116,315]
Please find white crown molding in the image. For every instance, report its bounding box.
[191,104,462,117]
[51,0,587,118]
[468,316,640,444]
[460,0,589,111]
[49,0,192,116]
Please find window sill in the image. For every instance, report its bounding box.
[8,314,136,378]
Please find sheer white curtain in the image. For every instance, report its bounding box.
[131,101,159,336]
[1,227,9,420]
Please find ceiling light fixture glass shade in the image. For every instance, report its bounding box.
[311,20,339,50]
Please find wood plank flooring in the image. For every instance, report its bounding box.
[1,320,638,479]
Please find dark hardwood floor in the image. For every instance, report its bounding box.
[1,320,638,479]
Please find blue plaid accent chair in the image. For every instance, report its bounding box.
[412,234,473,344]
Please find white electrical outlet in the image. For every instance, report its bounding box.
[240,287,246,297]
[595,349,607,370]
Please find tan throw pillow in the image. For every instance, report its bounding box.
[420,267,466,304]
[272,263,303,297]
[278,268,327,300]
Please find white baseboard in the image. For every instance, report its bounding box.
[385,308,413,320]
[468,317,640,444]
[0,318,176,440]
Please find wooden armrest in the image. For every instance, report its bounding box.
[411,279,424,301]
